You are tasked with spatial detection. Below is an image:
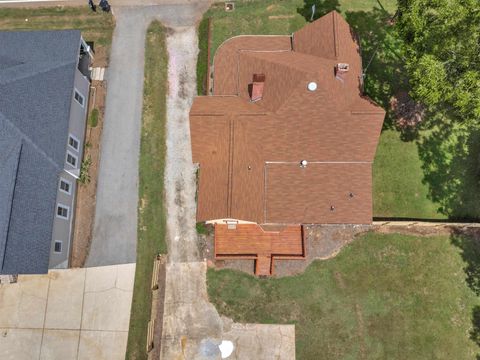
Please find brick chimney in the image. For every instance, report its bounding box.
[250,73,265,102]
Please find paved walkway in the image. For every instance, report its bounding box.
[0,264,135,360]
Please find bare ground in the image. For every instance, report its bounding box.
[71,79,106,267]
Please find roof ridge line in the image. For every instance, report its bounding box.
[0,58,76,86]
[0,111,61,170]
[332,11,339,59]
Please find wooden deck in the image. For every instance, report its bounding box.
[214,224,306,276]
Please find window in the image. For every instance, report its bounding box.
[54,241,62,253]
[68,135,79,151]
[59,178,71,195]
[74,89,85,107]
[66,151,77,168]
[56,204,69,220]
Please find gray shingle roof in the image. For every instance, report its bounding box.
[0,30,81,274]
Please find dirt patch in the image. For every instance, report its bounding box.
[334,271,346,289]
[70,80,106,268]
[91,46,109,67]
[373,224,455,236]
[390,91,424,129]
[268,15,295,20]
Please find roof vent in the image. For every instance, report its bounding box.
[300,160,308,167]
[226,220,238,230]
[250,73,265,102]
[307,82,317,91]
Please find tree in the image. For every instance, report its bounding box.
[397,0,480,123]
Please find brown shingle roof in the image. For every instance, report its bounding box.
[213,35,292,95]
[191,11,385,225]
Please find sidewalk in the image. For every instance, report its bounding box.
[0,264,135,360]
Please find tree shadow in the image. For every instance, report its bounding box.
[451,229,480,295]
[345,8,408,134]
[417,120,480,220]
[297,0,340,22]
[471,306,480,354]
[450,229,480,357]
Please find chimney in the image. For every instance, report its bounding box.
[335,63,349,74]
[250,73,265,102]
[335,63,349,82]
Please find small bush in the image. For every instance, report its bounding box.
[89,108,99,128]
[196,222,209,235]
[79,155,92,185]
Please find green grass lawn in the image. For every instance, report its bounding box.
[0,7,114,51]
[197,16,210,95]
[373,130,446,219]
[126,21,168,360]
[208,232,480,359]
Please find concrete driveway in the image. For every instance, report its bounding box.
[0,264,135,360]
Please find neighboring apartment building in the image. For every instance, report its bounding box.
[190,12,386,274]
[0,30,91,274]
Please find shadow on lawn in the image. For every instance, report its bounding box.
[451,229,480,357]
[297,0,340,21]
[471,305,480,360]
[345,8,407,132]
[418,121,480,220]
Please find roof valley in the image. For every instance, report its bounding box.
[0,142,22,271]
[227,116,235,217]
[0,110,61,170]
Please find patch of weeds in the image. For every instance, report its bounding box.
[89,108,99,127]
[79,155,92,185]
[196,222,209,235]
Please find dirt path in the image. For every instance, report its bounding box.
[160,25,224,360]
